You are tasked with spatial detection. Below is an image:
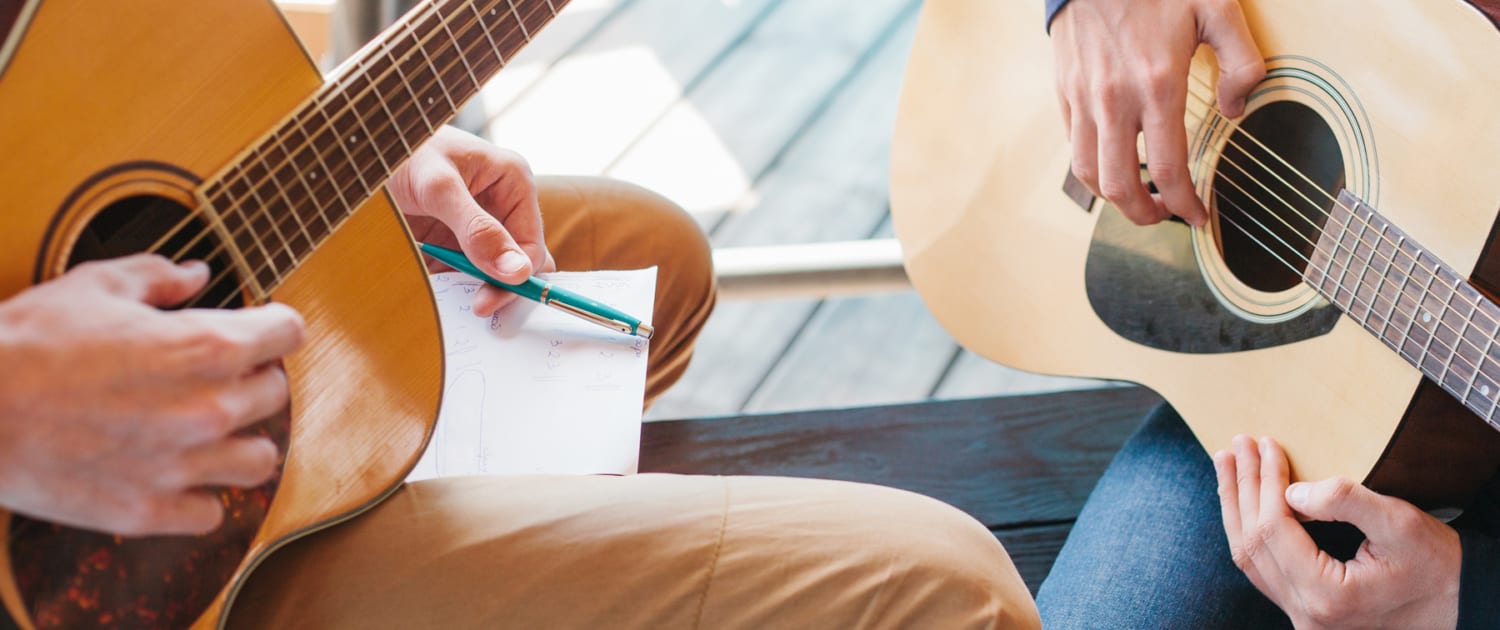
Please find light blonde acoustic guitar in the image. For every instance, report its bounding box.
[0,0,566,627]
[892,0,1500,509]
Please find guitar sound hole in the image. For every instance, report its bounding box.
[1212,101,1345,293]
[67,194,244,308]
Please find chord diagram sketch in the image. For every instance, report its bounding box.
[407,268,658,480]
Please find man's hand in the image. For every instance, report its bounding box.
[0,255,305,536]
[1051,0,1265,226]
[389,126,556,318]
[1215,435,1461,629]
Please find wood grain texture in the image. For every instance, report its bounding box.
[642,387,1160,528]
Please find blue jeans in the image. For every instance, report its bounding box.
[1036,404,1296,629]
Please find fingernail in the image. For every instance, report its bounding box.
[497,251,528,275]
[1287,483,1309,507]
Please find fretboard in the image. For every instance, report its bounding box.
[199,0,565,294]
[1304,190,1500,431]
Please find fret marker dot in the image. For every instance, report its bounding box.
[309,171,317,179]
[350,134,358,143]
[428,96,435,105]
[1423,312,1433,324]
[1484,385,1492,397]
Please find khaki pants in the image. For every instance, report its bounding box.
[227,177,1040,629]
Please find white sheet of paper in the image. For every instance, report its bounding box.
[405,268,657,481]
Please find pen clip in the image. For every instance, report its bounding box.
[550,300,636,336]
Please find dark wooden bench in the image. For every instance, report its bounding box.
[639,386,1163,593]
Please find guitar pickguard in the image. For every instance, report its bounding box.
[1085,206,1341,354]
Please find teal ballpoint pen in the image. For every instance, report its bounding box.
[420,242,654,339]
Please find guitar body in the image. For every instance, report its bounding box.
[892,0,1500,506]
[0,1,442,627]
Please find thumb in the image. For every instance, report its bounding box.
[429,181,532,285]
[1286,477,1405,541]
[82,254,210,308]
[1197,0,1265,118]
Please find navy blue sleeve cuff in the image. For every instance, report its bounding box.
[1045,0,1071,32]
[1458,528,1500,630]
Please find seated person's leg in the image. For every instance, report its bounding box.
[229,474,1038,628]
[533,175,716,406]
[1036,404,1291,629]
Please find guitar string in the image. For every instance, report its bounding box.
[1176,80,1500,361]
[1211,183,1499,410]
[1181,71,1500,340]
[174,0,543,288]
[145,0,542,300]
[188,0,552,311]
[1175,98,1498,391]
[147,0,505,267]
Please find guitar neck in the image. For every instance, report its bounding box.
[199,0,566,295]
[1304,189,1500,431]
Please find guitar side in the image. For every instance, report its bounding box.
[0,1,442,627]
[891,0,1500,498]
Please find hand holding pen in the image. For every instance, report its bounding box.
[421,243,654,339]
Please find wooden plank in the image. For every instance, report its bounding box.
[477,0,633,115]
[484,0,781,174]
[741,217,954,412]
[641,387,1162,528]
[995,523,1073,596]
[743,291,958,413]
[935,350,1121,400]
[647,13,920,419]
[604,0,917,219]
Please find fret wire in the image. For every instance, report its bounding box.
[242,152,302,272]
[255,143,317,255]
[1331,203,1359,313]
[227,166,286,284]
[1434,273,1458,387]
[359,65,417,161]
[1461,296,1482,402]
[334,76,396,179]
[1417,262,1443,375]
[436,1,486,93]
[278,124,339,236]
[1401,249,1428,362]
[1368,221,1396,336]
[203,0,565,291]
[543,0,559,16]
[289,115,353,224]
[380,35,438,134]
[302,106,364,215]
[1485,311,1500,422]
[505,0,532,41]
[1387,235,1409,346]
[231,160,294,274]
[406,16,459,116]
[466,2,508,75]
[1353,208,1378,326]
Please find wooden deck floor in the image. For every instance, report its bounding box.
[467,0,1113,419]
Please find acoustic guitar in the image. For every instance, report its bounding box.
[0,0,566,627]
[891,0,1500,509]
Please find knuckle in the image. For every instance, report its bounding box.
[1097,177,1136,203]
[1070,163,1097,187]
[1147,162,1185,187]
[1326,477,1356,504]
[1093,80,1128,111]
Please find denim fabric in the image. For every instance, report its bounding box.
[1036,404,1293,629]
[1045,0,1070,30]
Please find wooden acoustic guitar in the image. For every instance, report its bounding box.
[0,0,566,627]
[891,0,1500,509]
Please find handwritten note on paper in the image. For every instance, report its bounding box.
[405,268,657,481]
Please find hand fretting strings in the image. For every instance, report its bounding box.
[139,0,551,308]
[1171,72,1500,387]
